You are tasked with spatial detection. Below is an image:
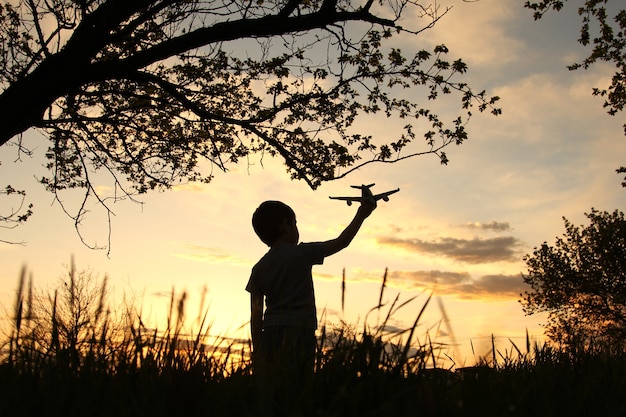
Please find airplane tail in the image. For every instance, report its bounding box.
[351,183,375,189]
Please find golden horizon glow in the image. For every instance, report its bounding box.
[0,0,624,368]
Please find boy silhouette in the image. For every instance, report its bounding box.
[246,198,376,383]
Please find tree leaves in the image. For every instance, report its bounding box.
[521,208,626,352]
[0,183,33,244]
[0,0,501,247]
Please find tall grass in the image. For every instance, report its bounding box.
[0,263,250,416]
[2,264,626,416]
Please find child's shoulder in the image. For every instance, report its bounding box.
[257,242,320,262]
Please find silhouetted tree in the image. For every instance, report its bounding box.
[524,0,626,185]
[521,209,626,353]
[0,0,500,246]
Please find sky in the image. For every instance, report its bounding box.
[1,0,625,367]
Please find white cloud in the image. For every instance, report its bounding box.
[414,0,526,69]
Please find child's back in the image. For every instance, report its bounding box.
[248,243,324,329]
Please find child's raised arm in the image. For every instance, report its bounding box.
[320,199,376,258]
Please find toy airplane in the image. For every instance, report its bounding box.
[329,183,400,206]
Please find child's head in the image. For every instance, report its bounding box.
[252,201,296,246]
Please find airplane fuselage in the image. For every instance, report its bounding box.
[329,183,399,206]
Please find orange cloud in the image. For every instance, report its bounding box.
[318,268,527,300]
[377,236,524,264]
[172,244,250,266]
[388,270,527,300]
[461,221,511,232]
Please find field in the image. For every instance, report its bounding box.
[2,267,626,416]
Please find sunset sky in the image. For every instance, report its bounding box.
[1,0,625,367]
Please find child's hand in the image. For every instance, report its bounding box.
[357,198,377,218]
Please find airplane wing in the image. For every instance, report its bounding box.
[371,188,400,201]
[329,188,399,205]
[328,196,361,206]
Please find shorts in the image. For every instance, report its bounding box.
[253,325,316,380]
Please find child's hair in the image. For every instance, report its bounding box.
[252,201,295,246]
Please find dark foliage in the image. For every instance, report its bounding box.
[3,262,626,416]
[521,208,626,353]
[0,0,501,246]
